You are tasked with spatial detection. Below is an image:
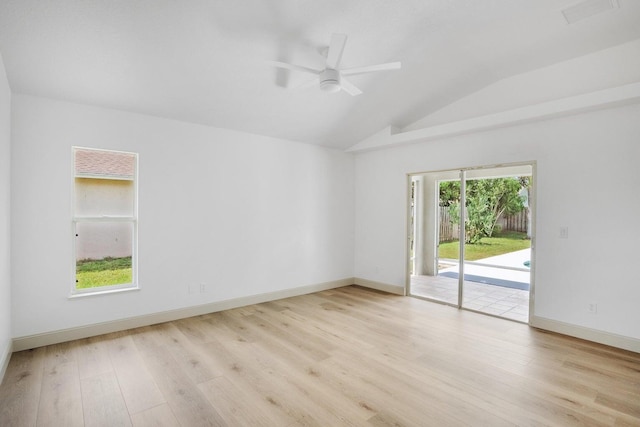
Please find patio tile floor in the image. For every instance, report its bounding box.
[410,274,530,323]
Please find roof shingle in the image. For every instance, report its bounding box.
[75,149,135,179]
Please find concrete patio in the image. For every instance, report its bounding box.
[410,249,531,323]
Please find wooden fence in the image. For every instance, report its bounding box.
[439,207,459,243]
[439,207,529,242]
[497,208,529,234]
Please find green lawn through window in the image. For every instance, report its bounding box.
[76,256,132,289]
[438,231,530,261]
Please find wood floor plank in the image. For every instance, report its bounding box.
[412,349,617,426]
[0,348,46,427]
[198,375,280,426]
[209,336,327,425]
[80,372,132,427]
[241,312,332,362]
[198,338,301,426]
[151,323,224,384]
[105,333,165,415]
[205,310,263,343]
[1,286,639,426]
[251,303,339,354]
[323,348,510,426]
[129,327,227,427]
[130,404,179,427]
[75,336,115,381]
[173,316,221,345]
[246,338,374,425]
[37,352,83,427]
[205,334,353,426]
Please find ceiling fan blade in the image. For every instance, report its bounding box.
[339,77,362,96]
[326,33,347,69]
[341,61,402,76]
[266,61,321,75]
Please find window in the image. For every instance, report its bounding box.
[72,147,138,295]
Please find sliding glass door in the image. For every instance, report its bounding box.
[408,164,533,323]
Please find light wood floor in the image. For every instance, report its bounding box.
[1,286,639,426]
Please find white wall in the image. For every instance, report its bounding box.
[354,103,640,343]
[11,94,354,338]
[0,53,12,374]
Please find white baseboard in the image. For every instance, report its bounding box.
[531,315,640,354]
[0,338,12,385]
[354,277,406,296]
[12,278,354,352]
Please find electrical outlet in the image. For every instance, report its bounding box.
[588,303,597,314]
[200,283,206,293]
[559,226,569,239]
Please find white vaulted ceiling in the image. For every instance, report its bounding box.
[1,0,639,149]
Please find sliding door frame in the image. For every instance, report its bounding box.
[406,161,536,323]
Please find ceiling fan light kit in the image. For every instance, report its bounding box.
[319,69,341,93]
[268,33,401,96]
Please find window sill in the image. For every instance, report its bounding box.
[68,285,140,299]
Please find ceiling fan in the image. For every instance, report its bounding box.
[267,33,401,96]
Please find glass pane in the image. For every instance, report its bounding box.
[409,171,460,305]
[461,167,532,322]
[433,177,460,305]
[75,178,134,217]
[75,221,133,289]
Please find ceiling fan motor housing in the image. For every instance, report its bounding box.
[319,68,341,92]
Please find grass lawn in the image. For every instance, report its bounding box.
[438,231,530,261]
[76,256,132,289]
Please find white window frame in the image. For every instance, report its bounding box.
[71,147,139,297]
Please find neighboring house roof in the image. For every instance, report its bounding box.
[75,148,135,179]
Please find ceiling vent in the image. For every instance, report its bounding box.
[562,0,619,24]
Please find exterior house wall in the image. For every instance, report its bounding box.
[75,222,132,261]
[75,178,134,260]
